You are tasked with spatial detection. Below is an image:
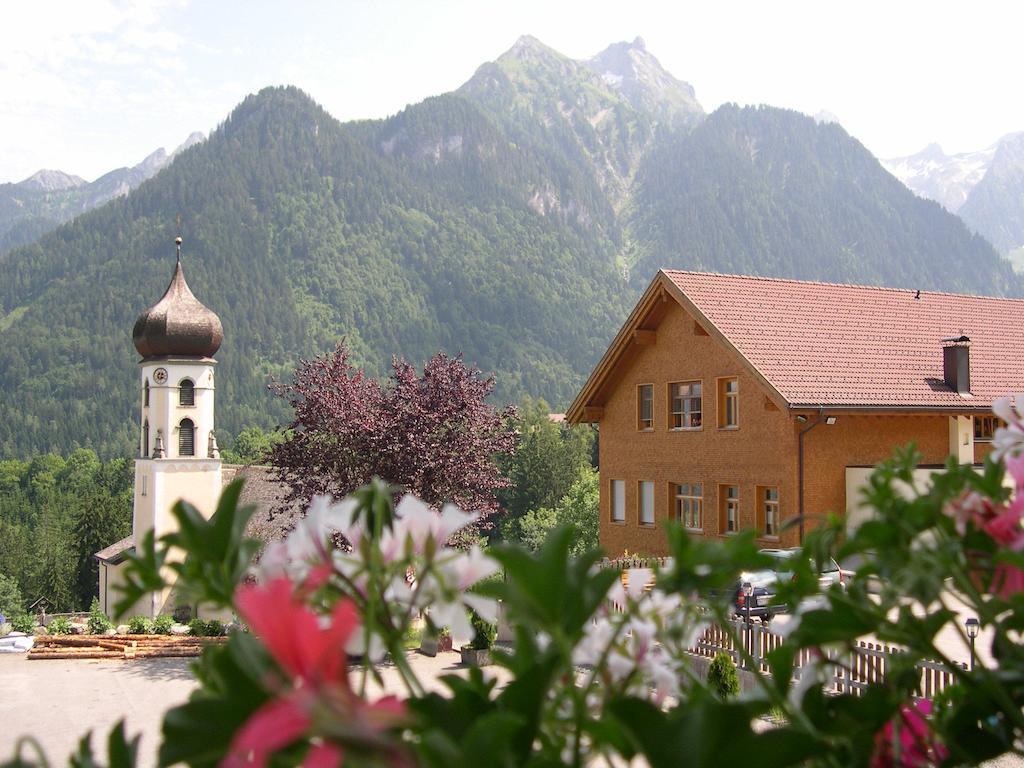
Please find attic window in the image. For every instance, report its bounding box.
[638,384,654,430]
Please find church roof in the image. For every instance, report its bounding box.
[132,241,223,359]
[93,465,300,562]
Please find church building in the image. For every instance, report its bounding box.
[94,237,225,618]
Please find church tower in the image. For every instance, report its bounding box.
[100,237,225,617]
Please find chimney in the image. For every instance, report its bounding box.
[942,335,971,394]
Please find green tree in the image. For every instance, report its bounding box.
[221,426,284,465]
[498,397,596,541]
[71,491,131,609]
[518,466,599,557]
[0,572,23,618]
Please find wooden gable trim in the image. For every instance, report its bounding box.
[566,276,670,423]
[566,272,791,423]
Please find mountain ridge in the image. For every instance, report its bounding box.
[0,37,1020,459]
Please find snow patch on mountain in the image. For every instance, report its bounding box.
[883,141,996,212]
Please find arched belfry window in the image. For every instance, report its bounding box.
[143,420,150,458]
[144,380,150,407]
[179,379,195,406]
[179,418,195,457]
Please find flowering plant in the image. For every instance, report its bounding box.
[6,400,1024,767]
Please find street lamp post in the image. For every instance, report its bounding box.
[742,581,754,658]
[965,617,980,671]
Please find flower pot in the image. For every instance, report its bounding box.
[460,645,492,666]
[419,634,453,657]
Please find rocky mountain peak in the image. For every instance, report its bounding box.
[18,169,87,192]
[585,38,702,122]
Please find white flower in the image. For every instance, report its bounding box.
[993,396,1024,460]
[394,495,478,554]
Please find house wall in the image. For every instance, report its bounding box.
[801,414,949,523]
[594,300,978,559]
[598,302,798,557]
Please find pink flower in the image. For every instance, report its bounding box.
[222,578,405,768]
[871,700,947,768]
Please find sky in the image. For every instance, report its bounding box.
[2,0,1023,183]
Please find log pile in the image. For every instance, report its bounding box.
[28,634,229,660]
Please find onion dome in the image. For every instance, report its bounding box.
[133,239,223,358]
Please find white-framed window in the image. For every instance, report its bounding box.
[719,377,739,428]
[720,484,739,533]
[670,381,702,429]
[675,483,703,530]
[611,479,625,522]
[760,486,779,538]
[638,384,654,430]
[639,481,655,526]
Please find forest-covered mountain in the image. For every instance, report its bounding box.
[0,132,204,256]
[0,37,1020,458]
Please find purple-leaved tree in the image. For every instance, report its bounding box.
[269,343,517,533]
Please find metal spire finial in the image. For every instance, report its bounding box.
[175,214,182,263]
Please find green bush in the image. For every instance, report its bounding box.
[128,616,154,634]
[87,598,112,634]
[469,611,496,650]
[152,614,174,634]
[48,616,72,635]
[708,652,740,699]
[11,614,34,633]
[205,619,225,637]
[189,618,226,637]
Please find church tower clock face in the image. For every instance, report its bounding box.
[153,367,168,384]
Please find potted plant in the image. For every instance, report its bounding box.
[418,625,452,657]
[460,612,496,666]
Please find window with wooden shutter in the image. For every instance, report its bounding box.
[179,418,195,457]
[179,379,195,406]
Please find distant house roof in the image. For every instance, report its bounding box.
[94,535,135,564]
[568,270,1024,421]
[93,464,300,562]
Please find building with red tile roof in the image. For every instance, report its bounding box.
[567,270,1023,556]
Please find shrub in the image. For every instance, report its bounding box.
[87,598,112,634]
[128,616,154,634]
[152,614,174,634]
[205,619,225,637]
[708,652,740,699]
[189,618,225,637]
[48,616,72,635]
[469,611,496,650]
[10,614,34,633]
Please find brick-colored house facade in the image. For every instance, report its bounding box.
[566,271,1024,557]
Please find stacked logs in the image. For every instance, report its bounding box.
[28,634,229,660]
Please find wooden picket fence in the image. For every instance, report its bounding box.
[601,564,965,701]
[690,617,965,700]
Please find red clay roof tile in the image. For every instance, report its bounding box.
[662,270,1024,408]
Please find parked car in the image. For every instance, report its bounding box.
[731,569,785,623]
[759,548,846,591]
